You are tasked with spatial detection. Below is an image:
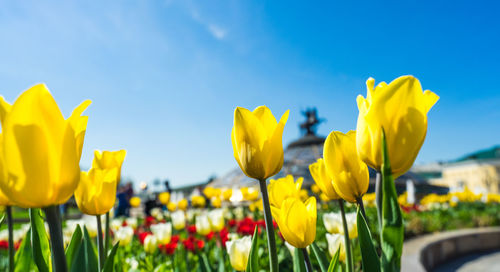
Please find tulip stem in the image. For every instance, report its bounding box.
[96,215,105,270]
[375,172,382,230]
[6,206,14,272]
[338,199,354,272]
[104,212,110,259]
[302,248,313,272]
[356,197,368,225]
[258,179,279,272]
[44,205,68,272]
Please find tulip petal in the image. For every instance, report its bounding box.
[0,96,11,126]
[252,106,278,139]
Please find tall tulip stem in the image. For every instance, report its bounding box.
[6,206,14,272]
[356,197,368,225]
[375,172,382,230]
[96,215,105,270]
[104,212,110,259]
[258,179,278,272]
[302,248,313,272]
[44,205,68,272]
[338,199,353,272]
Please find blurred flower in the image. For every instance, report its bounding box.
[231,106,289,180]
[326,233,346,261]
[323,131,369,203]
[211,197,222,208]
[309,158,340,200]
[268,175,303,208]
[226,236,252,271]
[222,188,233,201]
[158,192,170,205]
[191,195,206,208]
[167,202,177,212]
[271,197,316,248]
[208,209,225,232]
[171,210,186,230]
[0,85,91,208]
[178,199,188,211]
[114,226,134,246]
[310,184,321,194]
[110,218,123,231]
[299,189,309,201]
[144,234,158,253]
[323,212,357,239]
[356,76,439,177]
[150,222,172,244]
[362,193,376,207]
[196,213,211,236]
[125,217,138,229]
[249,200,263,212]
[203,187,215,198]
[130,196,141,208]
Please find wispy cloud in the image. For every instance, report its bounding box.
[208,24,226,40]
[186,3,228,40]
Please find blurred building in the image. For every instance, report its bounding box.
[412,145,500,193]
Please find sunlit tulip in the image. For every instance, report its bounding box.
[323,131,369,203]
[232,106,289,180]
[196,213,211,235]
[144,234,158,253]
[208,209,225,232]
[242,187,259,201]
[323,212,357,239]
[92,150,126,183]
[171,210,186,230]
[211,197,222,208]
[158,192,170,205]
[203,187,215,198]
[115,226,134,246]
[167,202,177,212]
[0,85,91,208]
[130,196,141,208]
[271,197,316,248]
[309,158,340,200]
[222,188,233,201]
[356,76,439,177]
[191,195,206,208]
[75,168,118,215]
[150,222,172,244]
[0,136,11,206]
[178,199,188,211]
[268,175,303,208]
[226,236,252,271]
[326,233,346,261]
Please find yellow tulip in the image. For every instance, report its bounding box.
[226,236,252,271]
[323,131,369,203]
[167,202,177,212]
[232,106,289,180]
[130,196,141,208]
[203,186,215,198]
[309,158,340,201]
[356,76,439,177]
[191,195,206,208]
[267,175,303,208]
[75,168,118,215]
[0,84,91,208]
[271,196,316,248]
[222,188,233,201]
[0,136,11,206]
[211,197,222,208]
[92,150,126,183]
[310,184,321,194]
[144,234,158,253]
[177,199,188,211]
[208,209,225,232]
[158,192,170,205]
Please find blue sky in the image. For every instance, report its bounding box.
[0,0,498,188]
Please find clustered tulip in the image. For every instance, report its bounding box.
[226,236,252,271]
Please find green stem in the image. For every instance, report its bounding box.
[338,199,353,272]
[302,248,313,272]
[375,172,382,230]
[104,212,110,260]
[6,206,14,272]
[258,179,278,272]
[96,215,104,270]
[356,197,368,225]
[44,206,68,272]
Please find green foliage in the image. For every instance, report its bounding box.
[311,242,329,272]
[357,207,380,272]
[29,208,50,272]
[246,226,259,272]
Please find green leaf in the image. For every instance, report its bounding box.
[102,242,119,272]
[310,242,329,272]
[83,226,99,272]
[380,129,404,271]
[29,208,50,272]
[218,247,226,272]
[293,247,306,272]
[327,247,341,272]
[15,228,33,272]
[245,226,259,272]
[0,213,5,227]
[66,224,83,269]
[357,207,381,271]
[198,253,212,272]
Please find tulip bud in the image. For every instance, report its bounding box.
[222,188,233,201]
[323,131,369,203]
[323,212,358,239]
[171,210,186,230]
[130,196,141,208]
[158,192,170,205]
[226,236,252,271]
[115,226,134,246]
[267,175,303,208]
[326,233,346,261]
[309,158,340,201]
[195,213,211,236]
[167,202,177,212]
[356,76,439,177]
[150,222,172,244]
[271,197,317,248]
[144,234,158,253]
[232,106,289,180]
[0,85,91,208]
[177,199,188,211]
[208,209,225,232]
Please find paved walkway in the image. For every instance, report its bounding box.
[433,250,500,272]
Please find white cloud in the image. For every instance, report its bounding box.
[208,24,227,40]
